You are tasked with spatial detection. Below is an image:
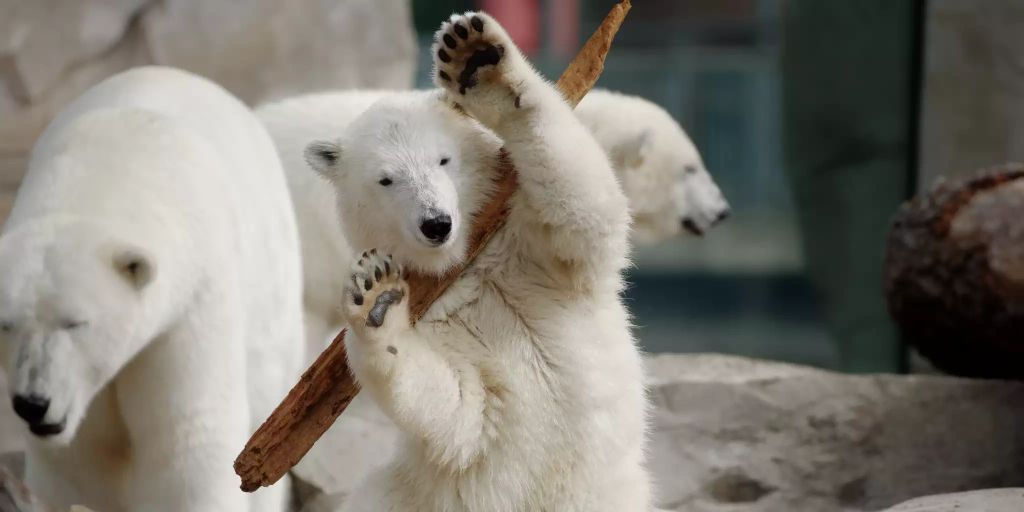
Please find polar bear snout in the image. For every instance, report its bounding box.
[675,168,730,237]
[11,394,64,436]
[681,207,730,236]
[419,213,453,245]
[12,394,49,425]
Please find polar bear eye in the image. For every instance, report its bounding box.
[379,177,393,187]
[439,157,450,166]
[684,165,698,175]
[60,319,86,331]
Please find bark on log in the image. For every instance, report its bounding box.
[235,1,632,492]
[885,163,1024,379]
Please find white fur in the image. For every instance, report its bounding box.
[303,12,650,511]
[576,89,730,243]
[258,89,726,361]
[0,66,303,512]
[257,91,394,362]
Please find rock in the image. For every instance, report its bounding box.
[0,0,148,105]
[879,488,1024,511]
[649,354,1024,511]
[0,453,23,482]
[0,0,417,206]
[139,0,417,105]
[919,0,1024,190]
[0,466,54,512]
[289,354,1024,512]
[290,393,399,507]
[885,164,1024,378]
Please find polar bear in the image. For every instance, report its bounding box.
[257,90,391,364]
[0,66,303,512]
[576,88,730,243]
[302,12,650,511]
[259,88,726,363]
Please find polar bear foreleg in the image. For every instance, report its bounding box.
[431,12,631,277]
[116,300,251,511]
[342,252,489,468]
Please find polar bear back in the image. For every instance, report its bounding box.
[576,88,701,164]
[256,90,394,355]
[8,66,303,427]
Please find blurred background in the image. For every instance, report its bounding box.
[3,0,1023,377]
[418,0,903,373]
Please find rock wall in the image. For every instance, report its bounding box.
[880,488,1024,512]
[0,0,418,221]
[1,353,1020,511]
[918,0,1024,188]
[291,354,1024,512]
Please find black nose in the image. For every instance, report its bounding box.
[419,214,452,244]
[715,208,731,224]
[12,394,49,425]
[681,218,704,236]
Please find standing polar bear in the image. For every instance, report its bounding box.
[0,66,303,512]
[303,12,650,511]
[259,89,728,362]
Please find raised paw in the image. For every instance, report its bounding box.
[344,250,408,331]
[432,12,518,98]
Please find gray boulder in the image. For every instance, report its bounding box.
[648,354,1024,511]
[295,354,1024,512]
[0,0,418,219]
[879,488,1024,511]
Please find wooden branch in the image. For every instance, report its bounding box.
[885,163,1024,379]
[235,0,632,492]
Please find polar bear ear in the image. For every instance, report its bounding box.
[113,249,155,291]
[619,129,652,170]
[305,140,342,181]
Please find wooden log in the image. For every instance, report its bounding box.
[235,0,632,492]
[885,163,1024,378]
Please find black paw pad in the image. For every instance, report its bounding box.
[453,23,469,39]
[458,44,503,94]
[438,48,451,63]
[366,289,405,328]
[443,34,457,49]
[470,16,484,32]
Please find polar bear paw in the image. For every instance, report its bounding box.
[344,250,408,333]
[432,12,529,117]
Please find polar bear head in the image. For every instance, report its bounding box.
[0,221,155,444]
[615,127,730,243]
[305,92,499,274]
[576,89,730,244]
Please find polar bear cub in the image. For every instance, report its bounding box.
[303,12,650,512]
[259,88,727,362]
[0,66,303,512]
